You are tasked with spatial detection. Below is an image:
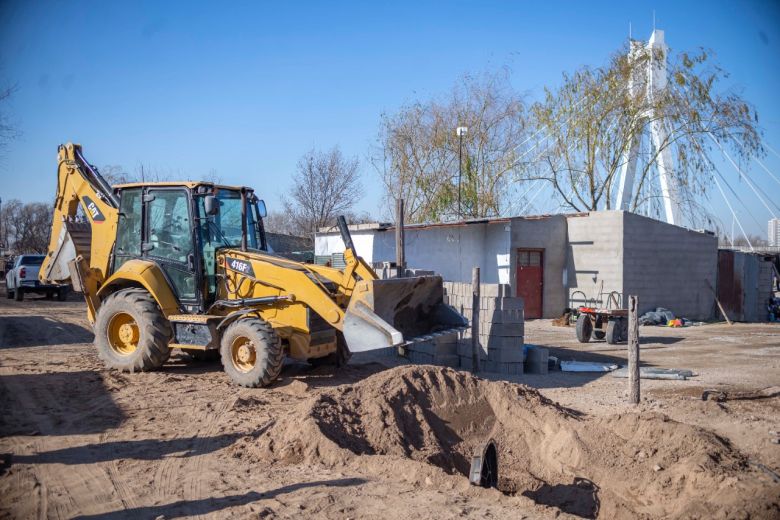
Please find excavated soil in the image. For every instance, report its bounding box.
[233,366,779,519]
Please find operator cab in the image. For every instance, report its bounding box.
[111,182,268,312]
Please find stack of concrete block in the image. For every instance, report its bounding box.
[442,281,525,375]
[405,330,460,368]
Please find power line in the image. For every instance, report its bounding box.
[707,132,779,218]
[754,156,780,188]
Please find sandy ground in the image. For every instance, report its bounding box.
[0,289,778,519]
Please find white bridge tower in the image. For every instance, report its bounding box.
[615,29,682,226]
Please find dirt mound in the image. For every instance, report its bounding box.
[233,366,778,519]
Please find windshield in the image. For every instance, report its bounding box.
[197,190,262,250]
[20,256,44,266]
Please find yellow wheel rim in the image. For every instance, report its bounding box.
[107,312,140,355]
[230,336,256,373]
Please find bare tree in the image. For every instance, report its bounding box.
[284,147,362,235]
[372,70,529,223]
[1,199,53,253]
[0,81,19,159]
[527,44,762,225]
[99,163,221,186]
[263,210,297,236]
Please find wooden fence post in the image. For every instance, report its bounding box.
[471,267,481,373]
[628,295,640,404]
[395,198,405,278]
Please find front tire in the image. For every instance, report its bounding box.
[95,288,172,372]
[6,287,12,299]
[220,318,283,388]
[14,287,23,301]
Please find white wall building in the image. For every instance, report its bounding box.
[316,211,724,321]
[769,218,780,247]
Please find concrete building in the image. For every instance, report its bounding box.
[769,218,780,247]
[316,210,723,321]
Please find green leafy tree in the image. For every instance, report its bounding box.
[527,44,762,226]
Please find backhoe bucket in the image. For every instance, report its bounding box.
[42,221,91,284]
[342,276,467,352]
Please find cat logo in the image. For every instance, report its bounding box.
[82,196,105,222]
[225,257,256,277]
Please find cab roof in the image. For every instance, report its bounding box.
[112,181,250,191]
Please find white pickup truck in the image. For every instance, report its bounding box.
[5,254,68,301]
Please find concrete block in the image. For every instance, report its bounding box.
[498,297,524,311]
[488,346,525,363]
[457,338,488,360]
[481,322,524,337]
[433,354,460,369]
[408,351,435,365]
[525,345,549,375]
[485,309,524,324]
[482,360,524,375]
[409,336,458,356]
[482,335,523,349]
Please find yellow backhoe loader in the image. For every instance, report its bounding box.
[40,143,466,387]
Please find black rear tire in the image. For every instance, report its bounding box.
[220,318,283,388]
[95,288,172,372]
[576,315,592,343]
[57,287,67,301]
[6,288,12,299]
[14,288,23,301]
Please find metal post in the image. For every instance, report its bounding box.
[395,198,405,278]
[456,126,467,219]
[458,133,463,218]
[628,295,640,404]
[471,267,481,373]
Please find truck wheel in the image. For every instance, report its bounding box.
[46,291,54,300]
[575,315,592,343]
[14,287,23,301]
[5,288,12,299]
[593,317,605,340]
[57,287,68,301]
[95,288,172,372]
[183,349,220,362]
[220,318,283,388]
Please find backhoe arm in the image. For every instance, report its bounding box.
[41,142,119,320]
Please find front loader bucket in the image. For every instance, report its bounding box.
[343,276,467,352]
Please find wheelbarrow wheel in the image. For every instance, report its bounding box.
[606,318,626,344]
[576,315,592,343]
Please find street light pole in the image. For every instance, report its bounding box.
[456,126,468,219]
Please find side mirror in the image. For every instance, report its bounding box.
[256,199,267,218]
[204,195,219,216]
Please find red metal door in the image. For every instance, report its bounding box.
[517,249,543,318]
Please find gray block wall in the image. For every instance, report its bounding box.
[622,212,717,320]
[510,215,569,318]
[442,281,525,375]
[566,211,625,309]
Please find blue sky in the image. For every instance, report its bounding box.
[1,0,778,237]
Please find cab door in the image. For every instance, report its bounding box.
[143,188,200,306]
